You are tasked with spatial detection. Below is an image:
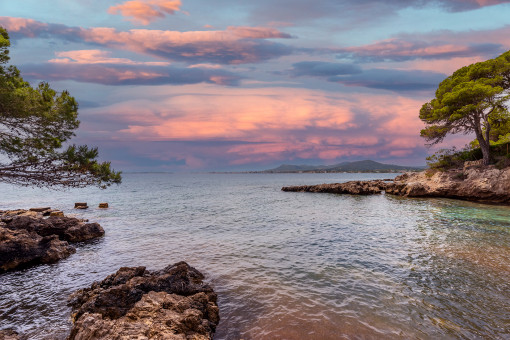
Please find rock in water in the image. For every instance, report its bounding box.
[0,210,105,272]
[0,228,75,273]
[282,180,387,195]
[68,262,220,340]
[3,216,104,243]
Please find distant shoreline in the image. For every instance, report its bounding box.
[208,169,420,174]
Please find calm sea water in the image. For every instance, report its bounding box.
[0,173,509,339]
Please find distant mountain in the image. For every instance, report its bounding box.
[264,160,423,173]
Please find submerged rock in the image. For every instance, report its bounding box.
[0,209,105,273]
[68,262,219,340]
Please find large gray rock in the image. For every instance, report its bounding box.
[68,262,219,340]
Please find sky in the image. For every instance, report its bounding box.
[1,0,510,171]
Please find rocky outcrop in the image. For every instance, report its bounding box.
[67,262,219,340]
[2,216,103,243]
[0,209,104,273]
[385,166,510,203]
[282,166,510,204]
[282,180,388,195]
[0,227,75,272]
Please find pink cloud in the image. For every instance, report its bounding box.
[108,0,182,25]
[0,17,293,64]
[399,56,486,75]
[0,17,48,37]
[79,85,428,168]
[341,39,474,59]
[337,25,510,62]
[49,49,170,66]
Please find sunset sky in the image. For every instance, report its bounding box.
[1,0,510,171]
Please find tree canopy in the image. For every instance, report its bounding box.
[0,27,121,188]
[420,50,510,165]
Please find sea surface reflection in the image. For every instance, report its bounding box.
[0,173,509,339]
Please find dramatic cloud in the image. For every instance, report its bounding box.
[22,63,242,86]
[0,17,293,64]
[74,85,427,170]
[108,0,182,25]
[1,0,506,171]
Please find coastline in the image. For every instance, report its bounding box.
[282,165,510,205]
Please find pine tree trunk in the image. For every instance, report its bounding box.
[480,140,491,166]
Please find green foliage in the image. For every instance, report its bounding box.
[426,146,480,170]
[420,50,510,165]
[0,27,121,188]
[427,141,510,170]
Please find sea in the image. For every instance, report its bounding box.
[0,173,509,339]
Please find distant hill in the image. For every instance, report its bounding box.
[264,160,424,173]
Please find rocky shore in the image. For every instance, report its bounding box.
[0,208,104,273]
[282,165,510,204]
[68,261,219,340]
[0,261,219,340]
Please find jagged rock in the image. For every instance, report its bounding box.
[0,228,75,273]
[386,166,510,203]
[0,210,105,273]
[98,203,109,208]
[2,216,104,243]
[50,211,64,217]
[0,329,21,340]
[68,262,219,340]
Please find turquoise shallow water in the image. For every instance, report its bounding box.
[0,173,509,339]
